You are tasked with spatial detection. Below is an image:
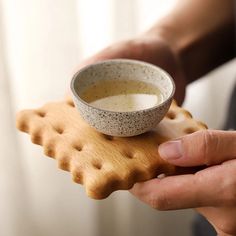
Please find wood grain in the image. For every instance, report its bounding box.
[16,99,207,199]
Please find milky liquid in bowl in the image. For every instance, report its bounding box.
[81,79,164,112]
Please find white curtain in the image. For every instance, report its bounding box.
[1,0,235,236]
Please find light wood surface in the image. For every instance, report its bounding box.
[16,99,207,199]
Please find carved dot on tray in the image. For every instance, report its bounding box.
[103,134,114,141]
[19,123,29,132]
[44,147,55,157]
[36,110,46,117]
[73,144,83,152]
[72,172,83,184]
[166,111,176,120]
[123,150,134,159]
[197,121,208,129]
[93,162,102,170]
[58,158,70,171]
[184,127,197,134]
[184,111,193,118]
[31,133,42,145]
[54,126,64,134]
[67,100,75,107]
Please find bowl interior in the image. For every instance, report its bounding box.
[71,59,175,111]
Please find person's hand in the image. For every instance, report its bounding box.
[76,35,187,104]
[130,130,236,236]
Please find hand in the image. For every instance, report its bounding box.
[130,130,236,236]
[76,35,187,104]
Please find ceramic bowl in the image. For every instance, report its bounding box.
[70,59,175,137]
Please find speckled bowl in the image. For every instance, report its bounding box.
[70,59,175,137]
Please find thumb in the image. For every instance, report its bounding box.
[158,130,236,166]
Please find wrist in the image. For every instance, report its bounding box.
[143,15,235,82]
[141,23,189,83]
[134,31,187,104]
[144,20,182,57]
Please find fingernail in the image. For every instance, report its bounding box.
[158,140,183,160]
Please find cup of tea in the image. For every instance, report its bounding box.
[70,59,175,137]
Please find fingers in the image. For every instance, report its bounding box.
[76,40,138,71]
[158,130,236,166]
[130,159,236,210]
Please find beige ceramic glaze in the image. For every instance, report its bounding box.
[70,59,175,137]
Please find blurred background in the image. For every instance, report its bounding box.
[0,0,235,236]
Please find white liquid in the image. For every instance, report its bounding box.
[90,93,163,112]
[81,79,164,112]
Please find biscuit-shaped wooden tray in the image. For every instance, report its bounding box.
[16,99,207,199]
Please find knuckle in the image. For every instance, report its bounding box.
[200,130,218,165]
[217,220,236,236]
[148,193,170,210]
[222,179,236,206]
[218,166,236,206]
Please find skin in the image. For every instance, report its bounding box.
[77,0,236,235]
[131,130,236,236]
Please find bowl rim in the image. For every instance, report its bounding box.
[70,59,175,114]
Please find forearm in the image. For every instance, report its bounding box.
[146,0,235,83]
